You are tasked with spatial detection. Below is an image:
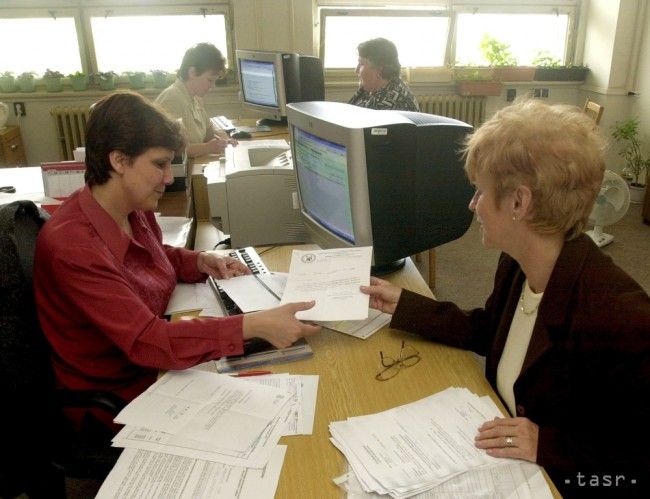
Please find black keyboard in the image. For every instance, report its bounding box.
[208,247,269,316]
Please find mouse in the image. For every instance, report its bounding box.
[230,130,252,139]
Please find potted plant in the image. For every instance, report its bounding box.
[43,68,64,92]
[94,71,117,90]
[0,71,15,93]
[16,71,37,92]
[453,65,502,96]
[611,118,650,203]
[68,71,88,91]
[532,52,589,81]
[151,69,170,89]
[124,71,146,89]
[480,34,535,81]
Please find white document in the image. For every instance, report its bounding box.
[329,387,513,498]
[96,445,286,499]
[280,247,373,321]
[165,281,224,316]
[114,369,291,450]
[155,215,193,248]
[318,308,391,339]
[215,273,285,312]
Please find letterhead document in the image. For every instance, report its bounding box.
[279,247,372,321]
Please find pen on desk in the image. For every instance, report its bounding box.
[228,370,272,377]
[253,273,282,301]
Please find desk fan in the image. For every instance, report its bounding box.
[585,170,630,247]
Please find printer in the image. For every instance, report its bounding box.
[206,140,309,248]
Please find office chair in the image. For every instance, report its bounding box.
[0,200,124,499]
[583,98,604,125]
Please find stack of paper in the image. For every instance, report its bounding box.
[99,369,319,498]
[329,387,538,498]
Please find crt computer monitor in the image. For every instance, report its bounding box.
[236,49,324,126]
[287,101,475,275]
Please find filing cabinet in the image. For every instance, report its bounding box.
[0,125,27,167]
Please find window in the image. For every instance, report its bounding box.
[88,8,229,74]
[0,12,82,75]
[455,10,573,66]
[320,8,451,69]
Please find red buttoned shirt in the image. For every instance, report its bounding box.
[34,186,243,429]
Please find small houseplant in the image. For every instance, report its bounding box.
[480,34,535,81]
[124,71,146,89]
[94,71,117,90]
[16,71,37,92]
[0,71,15,92]
[532,51,588,81]
[453,64,502,96]
[43,68,64,92]
[611,117,650,203]
[151,69,170,89]
[68,71,88,91]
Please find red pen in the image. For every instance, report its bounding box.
[228,370,272,377]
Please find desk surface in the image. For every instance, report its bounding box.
[193,222,560,498]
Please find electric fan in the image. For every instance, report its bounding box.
[585,170,630,247]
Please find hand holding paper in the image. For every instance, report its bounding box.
[280,247,372,321]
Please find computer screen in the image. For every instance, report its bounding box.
[236,49,324,125]
[287,101,474,274]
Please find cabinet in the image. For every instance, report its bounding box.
[0,126,27,167]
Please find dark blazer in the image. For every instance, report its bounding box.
[391,234,649,497]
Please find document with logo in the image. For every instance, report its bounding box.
[279,247,372,321]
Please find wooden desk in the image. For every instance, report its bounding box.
[194,222,560,498]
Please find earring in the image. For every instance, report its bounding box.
[512,216,517,221]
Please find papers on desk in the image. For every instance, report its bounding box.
[104,369,319,498]
[155,215,193,248]
[329,387,551,499]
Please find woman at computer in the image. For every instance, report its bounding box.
[33,91,320,436]
[155,42,236,158]
[361,99,649,496]
[348,37,419,112]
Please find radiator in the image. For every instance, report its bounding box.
[51,106,90,161]
[417,95,486,128]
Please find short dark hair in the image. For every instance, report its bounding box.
[84,91,185,186]
[357,38,401,80]
[178,42,226,80]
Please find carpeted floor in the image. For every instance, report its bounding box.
[433,203,649,309]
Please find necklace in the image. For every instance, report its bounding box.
[519,281,542,316]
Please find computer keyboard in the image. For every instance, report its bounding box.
[208,247,269,316]
[210,115,236,132]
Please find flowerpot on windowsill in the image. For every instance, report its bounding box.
[0,75,15,93]
[151,71,170,89]
[70,74,88,91]
[534,66,588,81]
[126,72,146,89]
[494,66,536,82]
[456,80,502,96]
[44,77,63,92]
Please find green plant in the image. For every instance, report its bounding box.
[611,118,650,186]
[1,71,14,78]
[94,71,116,81]
[68,71,86,78]
[43,68,64,79]
[532,51,561,67]
[480,34,517,67]
[17,71,36,81]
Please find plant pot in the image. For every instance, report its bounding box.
[17,79,36,92]
[70,75,88,91]
[456,80,502,96]
[534,66,588,81]
[98,76,116,91]
[128,73,146,89]
[629,183,646,204]
[453,67,495,81]
[494,66,536,81]
[152,73,169,89]
[0,76,15,93]
[45,77,63,92]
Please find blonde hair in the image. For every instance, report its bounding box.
[464,99,607,240]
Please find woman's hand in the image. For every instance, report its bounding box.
[197,252,251,279]
[474,416,539,462]
[243,301,321,349]
[360,276,403,315]
[204,135,237,155]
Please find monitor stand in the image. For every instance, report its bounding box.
[256,117,287,127]
[370,258,406,276]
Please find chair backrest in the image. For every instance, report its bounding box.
[583,98,604,125]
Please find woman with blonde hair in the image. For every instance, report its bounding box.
[362,99,649,496]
